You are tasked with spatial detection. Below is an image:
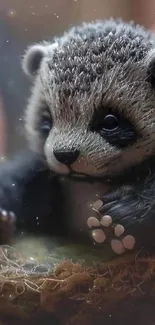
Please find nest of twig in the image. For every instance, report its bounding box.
[0,244,154,325]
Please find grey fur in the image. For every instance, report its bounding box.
[23,19,155,177]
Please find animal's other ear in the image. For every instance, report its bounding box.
[146,48,155,85]
[22,44,48,78]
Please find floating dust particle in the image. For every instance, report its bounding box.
[7,9,16,17]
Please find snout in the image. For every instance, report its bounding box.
[53,148,80,165]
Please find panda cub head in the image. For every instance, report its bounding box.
[22,19,155,178]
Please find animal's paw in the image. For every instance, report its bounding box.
[0,208,16,243]
[87,186,139,255]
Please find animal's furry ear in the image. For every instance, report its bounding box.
[22,44,48,78]
[146,48,155,85]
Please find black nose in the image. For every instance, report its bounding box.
[53,149,80,165]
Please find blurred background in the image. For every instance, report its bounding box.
[0,0,155,157]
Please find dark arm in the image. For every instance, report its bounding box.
[0,150,64,242]
[98,159,155,250]
[86,156,155,254]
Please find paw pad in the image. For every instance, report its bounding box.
[88,199,136,255]
[87,217,100,228]
[100,215,112,227]
[92,199,103,211]
[111,239,125,255]
[114,224,125,237]
[92,229,106,243]
[122,235,136,250]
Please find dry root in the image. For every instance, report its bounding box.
[0,245,154,324]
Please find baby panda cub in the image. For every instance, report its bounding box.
[1,19,155,255]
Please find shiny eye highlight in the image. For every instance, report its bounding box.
[100,114,119,130]
[89,109,138,148]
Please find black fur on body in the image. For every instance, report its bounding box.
[1,19,155,249]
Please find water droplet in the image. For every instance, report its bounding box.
[8,80,14,87]
[7,9,16,17]
[56,15,59,18]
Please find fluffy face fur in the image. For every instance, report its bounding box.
[23,19,155,178]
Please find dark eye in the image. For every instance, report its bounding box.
[89,109,138,148]
[101,114,119,130]
[41,119,52,134]
[40,111,53,136]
